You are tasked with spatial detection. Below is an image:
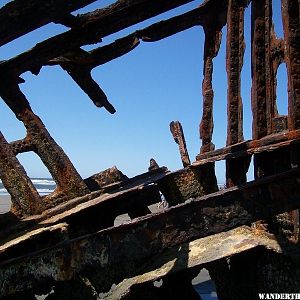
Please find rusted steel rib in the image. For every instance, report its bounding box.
[282,0,300,130]
[226,0,246,146]
[199,29,222,154]
[49,7,202,68]
[170,121,191,168]
[0,132,42,216]
[0,0,98,46]
[225,0,249,187]
[0,80,89,205]
[251,0,278,139]
[0,0,195,77]
[61,64,116,113]
[49,0,228,68]
[1,167,300,296]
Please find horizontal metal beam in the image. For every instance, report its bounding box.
[195,129,300,164]
[1,166,300,296]
[103,226,281,299]
[0,0,97,46]
[0,0,195,76]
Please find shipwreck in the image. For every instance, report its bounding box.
[0,0,299,299]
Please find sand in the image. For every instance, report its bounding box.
[0,195,11,214]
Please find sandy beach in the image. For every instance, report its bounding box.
[0,195,11,214]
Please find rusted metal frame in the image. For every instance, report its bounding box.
[1,167,300,296]
[0,0,197,114]
[50,4,220,113]
[282,0,300,130]
[282,0,300,241]
[199,28,222,154]
[61,64,116,113]
[49,6,207,68]
[251,0,275,139]
[196,129,300,162]
[0,169,167,242]
[0,80,89,209]
[51,0,229,68]
[158,163,218,206]
[0,0,196,77]
[104,226,281,300]
[270,28,286,134]
[0,223,69,264]
[197,0,227,155]
[0,0,98,47]
[225,0,250,187]
[0,186,161,263]
[170,121,191,167]
[226,0,246,146]
[9,137,34,155]
[0,132,42,217]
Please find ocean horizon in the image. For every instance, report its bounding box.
[0,178,56,196]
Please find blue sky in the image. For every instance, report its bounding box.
[0,0,288,183]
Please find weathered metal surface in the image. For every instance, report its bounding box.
[0,0,300,297]
[158,163,218,205]
[1,167,300,296]
[199,29,222,154]
[282,0,300,130]
[170,121,191,167]
[0,0,97,46]
[84,166,128,192]
[226,0,246,146]
[0,0,195,78]
[0,132,42,216]
[196,129,300,163]
[0,80,90,209]
[225,0,249,188]
[0,168,167,242]
[103,226,281,299]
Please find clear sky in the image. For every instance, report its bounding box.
[0,0,288,183]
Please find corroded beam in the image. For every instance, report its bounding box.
[225,0,248,187]
[0,168,167,241]
[196,129,300,163]
[61,64,116,113]
[0,0,97,46]
[251,0,278,139]
[0,132,42,216]
[1,167,300,296]
[282,0,300,130]
[0,80,89,205]
[226,0,247,146]
[103,226,281,299]
[170,121,191,168]
[0,0,195,77]
[49,1,228,68]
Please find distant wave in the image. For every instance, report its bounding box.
[0,188,8,195]
[0,188,55,195]
[0,178,56,196]
[37,188,54,195]
[31,179,56,186]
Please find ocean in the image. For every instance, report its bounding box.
[0,178,56,196]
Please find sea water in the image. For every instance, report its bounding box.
[0,178,56,196]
